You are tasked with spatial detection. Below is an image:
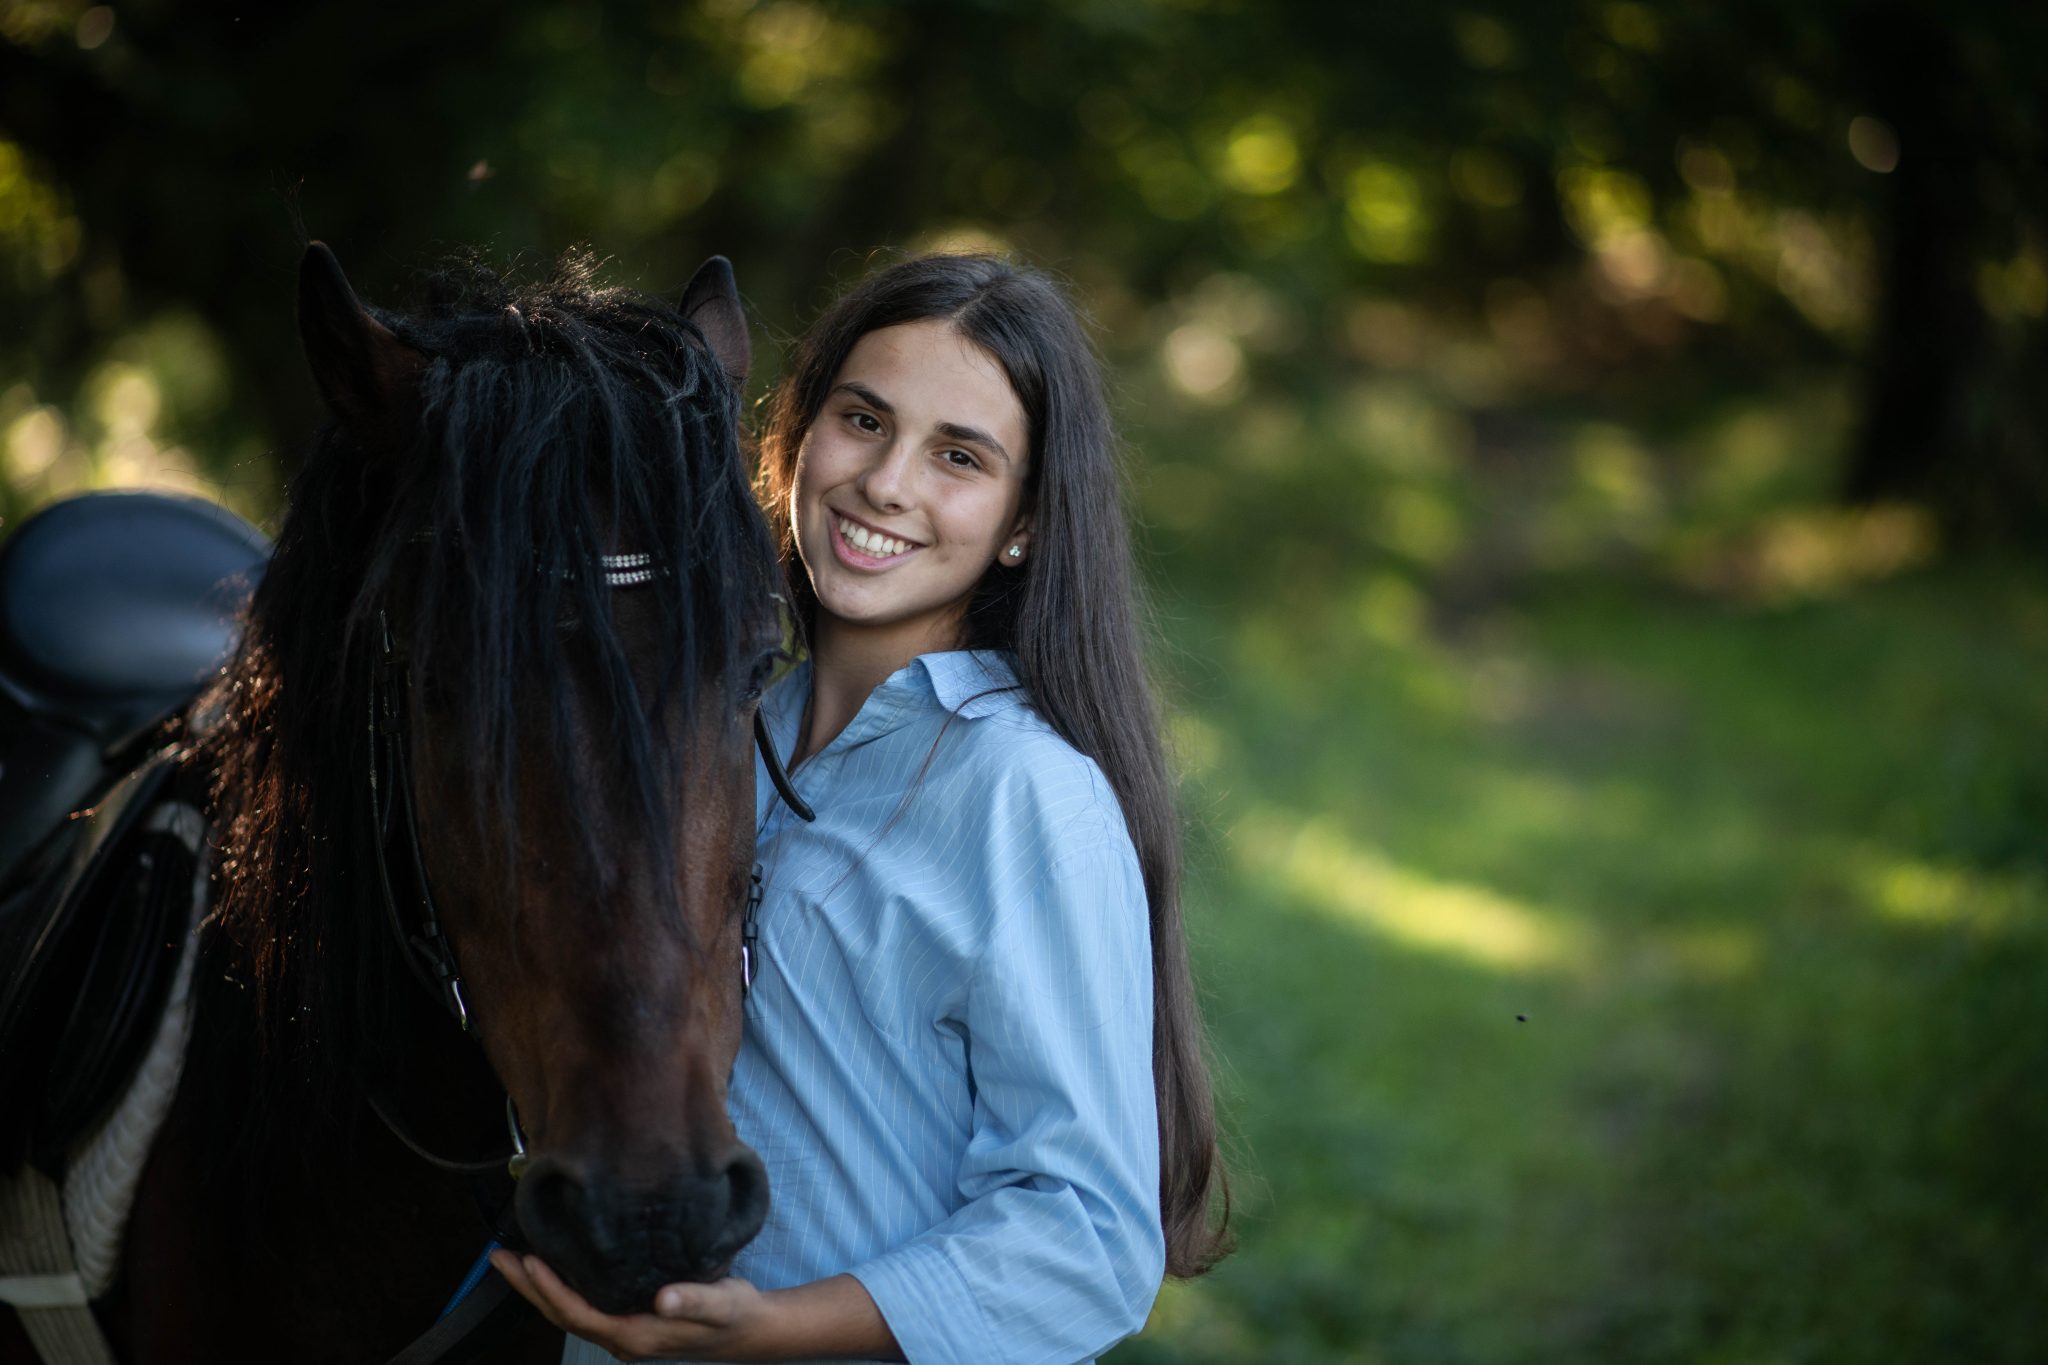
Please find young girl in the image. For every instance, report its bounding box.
[499,253,1229,1362]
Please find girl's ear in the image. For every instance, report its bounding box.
[998,511,1034,568]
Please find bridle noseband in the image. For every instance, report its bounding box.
[362,554,812,1174]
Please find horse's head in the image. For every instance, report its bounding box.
[282,242,779,1309]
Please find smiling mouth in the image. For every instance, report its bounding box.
[831,511,919,561]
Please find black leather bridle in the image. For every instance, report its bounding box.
[361,560,813,1174]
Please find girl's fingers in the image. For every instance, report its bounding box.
[498,1252,615,1343]
[521,1256,613,1334]
[522,1255,689,1361]
[490,1251,566,1332]
[495,1252,724,1359]
[656,1281,712,1318]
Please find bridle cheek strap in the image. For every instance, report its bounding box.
[368,612,472,1030]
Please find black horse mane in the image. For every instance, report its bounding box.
[198,249,775,1092]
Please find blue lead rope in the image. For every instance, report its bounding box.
[438,1240,502,1321]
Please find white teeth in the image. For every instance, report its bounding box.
[837,515,911,558]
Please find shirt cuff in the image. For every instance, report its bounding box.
[848,1239,999,1365]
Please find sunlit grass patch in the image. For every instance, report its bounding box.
[1236,810,1593,974]
[1851,852,2040,935]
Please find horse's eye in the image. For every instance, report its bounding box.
[742,647,786,705]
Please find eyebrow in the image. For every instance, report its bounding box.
[831,381,1013,466]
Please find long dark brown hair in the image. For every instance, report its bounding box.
[756,252,1231,1276]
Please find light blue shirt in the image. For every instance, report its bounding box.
[566,649,1163,1365]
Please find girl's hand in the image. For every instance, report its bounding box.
[490,1251,771,1362]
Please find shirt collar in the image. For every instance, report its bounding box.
[760,648,1025,758]
[912,650,1025,719]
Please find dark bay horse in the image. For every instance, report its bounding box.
[1,243,787,1362]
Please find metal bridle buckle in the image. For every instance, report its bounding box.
[506,1096,530,1181]
[742,864,763,996]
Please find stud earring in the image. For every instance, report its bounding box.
[1006,545,1023,559]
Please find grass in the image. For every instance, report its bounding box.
[1109,546,2048,1363]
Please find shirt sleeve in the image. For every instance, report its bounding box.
[846,821,1165,1365]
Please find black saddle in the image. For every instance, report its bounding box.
[0,490,268,887]
[0,490,269,1170]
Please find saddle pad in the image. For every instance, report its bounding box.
[0,796,201,1365]
[59,799,206,1295]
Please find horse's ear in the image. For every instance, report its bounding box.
[297,241,427,441]
[680,255,750,387]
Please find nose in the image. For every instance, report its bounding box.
[856,438,916,514]
[515,1144,769,1315]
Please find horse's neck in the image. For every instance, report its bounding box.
[110,919,510,1355]
[182,900,504,1168]
[115,942,523,1362]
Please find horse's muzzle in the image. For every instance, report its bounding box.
[513,1145,769,1314]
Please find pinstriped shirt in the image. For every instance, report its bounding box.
[564,650,1163,1365]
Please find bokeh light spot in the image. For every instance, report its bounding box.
[1771,209,1867,334]
[1977,247,2048,321]
[1221,114,1302,196]
[1376,486,1465,564]
[1345,162,1430,264]
[1592,227,1670,300]
[1163,322,1247,404]
[4,406,66,482]
[1354,573,1427,645]
[0,139,83,279]
[1558,166,1652,247]
[912,223,1015,258]
[1602,2,1659,51]
[1847,115,1899,174]
[1450,13,1518,69]
[75,5,113,49]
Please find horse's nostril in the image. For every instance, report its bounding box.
[724,1145,769,1241]
[515,1156,588,1247]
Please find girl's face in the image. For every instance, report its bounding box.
[791,319,1032,658]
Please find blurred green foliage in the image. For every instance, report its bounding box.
[3,0,2044,535]
[3,0,2045,1359]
